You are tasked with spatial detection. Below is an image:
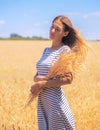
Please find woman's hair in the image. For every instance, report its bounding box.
[52,15,76,48]
[52,15,88,74]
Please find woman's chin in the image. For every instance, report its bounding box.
[49,34,55,39]
[49,37,54,40]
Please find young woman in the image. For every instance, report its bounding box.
[31,15,87,130]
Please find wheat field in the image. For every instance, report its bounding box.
[0,40,99,130]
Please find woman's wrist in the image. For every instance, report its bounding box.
[36,80,47,89]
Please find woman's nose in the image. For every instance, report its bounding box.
[51,28,55,33]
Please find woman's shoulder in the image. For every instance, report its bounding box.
[59,45,71,53]
[42,47,50,55]
[42,47,50,52]
[43,46,71,54]
[61,45,70,50]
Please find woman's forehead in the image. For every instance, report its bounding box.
[52,19,63,27]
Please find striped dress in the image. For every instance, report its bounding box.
[36,45,75,130]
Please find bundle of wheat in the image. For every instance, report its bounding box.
[47,41,88,80]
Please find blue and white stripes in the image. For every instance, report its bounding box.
[36,45,75,130]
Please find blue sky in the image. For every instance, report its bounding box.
[0,0,100,40]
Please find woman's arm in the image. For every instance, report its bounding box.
[40,72,73,88]
[31,72,73,94]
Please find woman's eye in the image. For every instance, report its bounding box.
[55,28,60,32]
[50,26,61,32]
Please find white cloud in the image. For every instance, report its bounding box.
[82,31,100,40]
[24,13,28,17]
[33,20,49,27]
[83,11,100,19]
[0,20,6,26]
[83,15,88,19]
[63,11,100,19]
[33,23,41,27]
[43,20,49,24]
[90,11,100,17]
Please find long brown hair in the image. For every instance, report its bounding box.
[52,15,88,75]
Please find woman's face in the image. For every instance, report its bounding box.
[49,19,66,43]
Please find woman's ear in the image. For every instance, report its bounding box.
[64,31,69,37]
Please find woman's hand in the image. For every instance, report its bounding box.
[26,82,45,106]
[30,81,45,98]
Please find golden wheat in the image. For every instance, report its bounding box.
[0,40,99,130]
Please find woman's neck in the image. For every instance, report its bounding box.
[51,41,63,50]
